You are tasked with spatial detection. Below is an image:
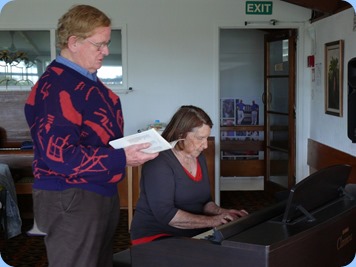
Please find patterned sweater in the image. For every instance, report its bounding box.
[24,61,126,197]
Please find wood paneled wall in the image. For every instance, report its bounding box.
[0,91,31,147]
[307,139,356,184]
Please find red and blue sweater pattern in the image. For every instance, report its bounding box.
[24,61,126,197]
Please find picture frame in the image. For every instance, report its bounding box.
[325,40,344,117]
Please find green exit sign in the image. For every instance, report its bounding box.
[246,1,273,15]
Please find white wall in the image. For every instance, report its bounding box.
[0,0,313,195]
[308,8,356,158]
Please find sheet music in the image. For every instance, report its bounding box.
[109,128,172,153]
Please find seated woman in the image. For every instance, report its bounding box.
[130,105,248,245]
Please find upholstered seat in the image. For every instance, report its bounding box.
[113,249,131,267]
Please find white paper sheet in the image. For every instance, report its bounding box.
[109,128,172,153]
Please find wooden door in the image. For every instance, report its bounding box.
[264,30,296,190]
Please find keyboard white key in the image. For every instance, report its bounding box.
[192,229,214,239]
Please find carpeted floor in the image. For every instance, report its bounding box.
[0,190,278,267]
[0,209,130,267]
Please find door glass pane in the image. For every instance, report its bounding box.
[268,114,288,151]
[268,77,289,113]
[268,112,289,187]
[268,40,289,76]
[270,148,288,188]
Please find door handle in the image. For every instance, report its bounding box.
[262,92,272,105]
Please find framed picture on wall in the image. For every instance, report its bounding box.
[325,40,344,117]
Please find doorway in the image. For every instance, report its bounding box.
[219,28,296,192]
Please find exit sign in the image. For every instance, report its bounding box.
[246,1,273,15]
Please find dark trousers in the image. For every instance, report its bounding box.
[33,188,120,267]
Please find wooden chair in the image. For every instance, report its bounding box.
[14,176,34,195]
[113,249,132,267]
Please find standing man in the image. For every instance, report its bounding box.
[24,5,157,267]
[251,100,259,125]
[236,99,245,125]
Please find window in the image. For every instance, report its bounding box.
[282,39,289,62]
[0,27,127,92]
[0,30,51,90]
[97,29,124,86]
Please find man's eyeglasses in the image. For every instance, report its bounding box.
[86,39,111,51]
